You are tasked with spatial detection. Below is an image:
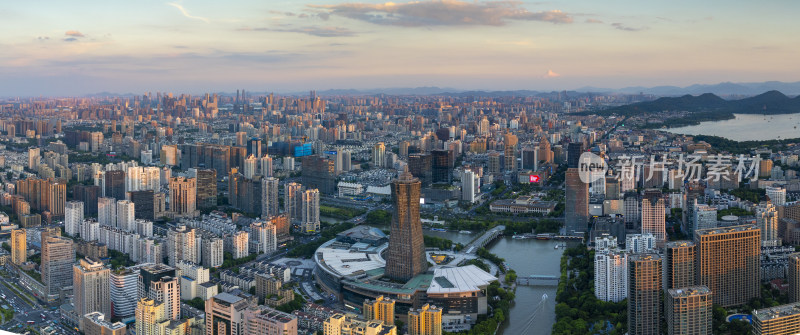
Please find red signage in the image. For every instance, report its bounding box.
[529,175,540,183]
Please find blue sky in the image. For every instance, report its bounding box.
[1,0,798,96]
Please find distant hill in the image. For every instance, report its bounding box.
[576,81,800,96]
[597,90,800,117]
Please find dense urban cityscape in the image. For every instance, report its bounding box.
[3,1,800,335]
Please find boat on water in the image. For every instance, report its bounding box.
[512,235,527,239]
[536,233,554,240]
[459,230,473,234]
[430,228,447,232]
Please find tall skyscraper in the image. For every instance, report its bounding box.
[250,220,277,255]
[461,170,476,203]
[136,298,166,335]
[169,177,197,217]
[244,155,258,179]
[11,229,26,265]
[756,201,780,247]
[42,236,75,296]
[565,142,588,236]
[503,132,518,172]
[261,177,280,219]
[167,225,198,266]
[202,237,224,268]
[105,170,126,201]
[628,253,662,335]
[664,241,696,290]
[74,184,100,216]
[28,147,40,170]
[111,266,141,318]
[73,257,111,321]
[385,168,427,282]
[260,155,273,177]
[695,225,761,307]
[196,169,217,209]
[789,253,800,303]
[408,304,442,335]
[300,189,320,234]
[363,296,395,326]
[130,190,156,221]
[373,142,386,168]
[65,201,84,237]
[594,251,628,302]
[148,276,180,320]
[98,197,117,227]
[665,286,712,335]
[206,293,252,335]
[641,189,666,246]
[116,200,135,232]
[284,182,302,223]
[693,203,717,234]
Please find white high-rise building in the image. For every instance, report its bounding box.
[260,155,273,177]
[261,177,280,219]
[693,202,718,232]
[117,200,135,232]
[81,220,100,242]
[250,220,277,255]
[626,233,657,254]
[167,226,198,266]
[65,201,84,237]
[226,231,249,259]
[98,197,117,227]
[110,265,143,318]
[757,201,780,247]
[285,182,302,223]
[373,142,386,168]
[594,251,628,302]
[300,189,320,234]
[283,156,295,171]
[590,170,606,196]
[766,186,787,206]
[461,170,476,203]
[73,257,111,320]
[595,236,619,253]
[201,237,224,269]
[244,155,257,179]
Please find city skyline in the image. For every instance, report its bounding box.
[2,1,799,96]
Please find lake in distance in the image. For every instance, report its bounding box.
[666,113,800,141]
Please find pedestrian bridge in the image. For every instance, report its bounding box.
[516,275,560,286]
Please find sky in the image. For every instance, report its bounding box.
[1,0,799,96]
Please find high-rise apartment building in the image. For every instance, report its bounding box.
[196,169,217,209]
[695,225,761,307]
[111,266,141,318]
[665,241,696,290]
[261,177,280,219]
[373,142,386,168]
[753,302,800,335]
[11,229,26,265]
[148,276,181,320]
[138,264,176,300]
[757,201,781,247]
[665,286,712,335]
[626,233,657,254]
[594,251,628,302]
[244,155,258,179]
[385,169,427,282]
[28,147,40,170]
[503,132,518,172]
[105,170,126,200]
[284,182,302,223]
[408,304,442,335]
[363,296,395,325]
[260,155,273,177]
[693,203,717,234]
[117,200,135,232]
[766,186,787,206]
[202,237,224,269]
[300,189,320,234]
[167,225,198,266]
[98,197,117,227]
[74,184,100,216]
[169,177,198,217]
[565,143,588,236]
[136,298,166,335]
[628,253,662,335]
[250,220,277,255]
[205,292,252,335]
[42,236,75,297]
[65,200,84,237]
[789,253,800,303]
[641,189,666,246]
[73,257,111,321]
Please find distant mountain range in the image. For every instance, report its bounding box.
[577,81,800,96]
[78,81,800,98]
[598,90,800,116]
